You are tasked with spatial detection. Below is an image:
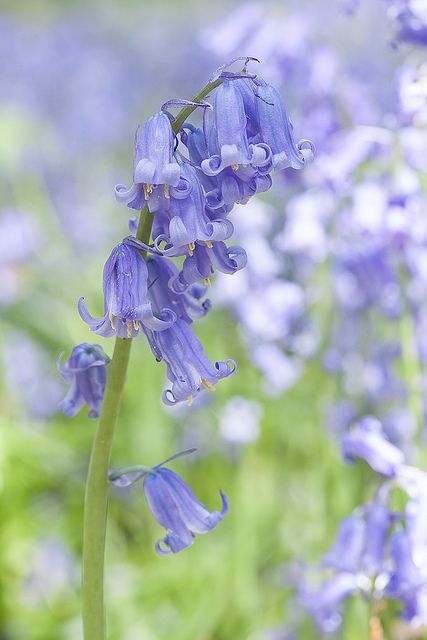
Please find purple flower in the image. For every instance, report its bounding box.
[58,343,110,418]
[323,514,366,573]
[169,241,247,291]
[143,318,236,405]
[146,254,211,323]
[253,77,315,170]
[341,416,405,476]
[361,503,389,575]
[152,162,234,257]
[201,79,271,176]
[78,242,175,338]
[115,111,180,208]
[144,467,228,555]
[182,123,272,210]
[300,573,359,634]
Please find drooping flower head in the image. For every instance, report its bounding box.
[201,79,272,176]
[152,161,234,257]
[58,343,110,418]
[341,416,405,476]
[144,467,228,555]
[253,77,315,170]
[146,254,211,324]
[78,242,176,338]
[115,111,181,209]
[109,450,228,555]
[144,318,236,406]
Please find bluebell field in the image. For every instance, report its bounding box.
[2,0,427,638]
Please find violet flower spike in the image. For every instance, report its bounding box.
[58,343,110,419]
[78,242,176,339]
[143,467,228,555]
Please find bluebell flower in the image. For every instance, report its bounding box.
[300,573,359,634]
[143,318,236,405]
[144,467,228,555]
[109,450,228,555]
[169,241,247,291]
[386,530,427,622]
[182,124,272,211]
[341,416,405,476]
[323,514,366,573]
[146,254,211,324]
[253,78,315,171]
[78,242,176,338]
[201,79,272,176]
[114,111,180,209]
[58,343,110,418]
[361,503,389,575]
[152,161,234,257]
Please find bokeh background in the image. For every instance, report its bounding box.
[1,0,427,638]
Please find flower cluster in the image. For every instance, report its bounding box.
[299,417,427,632]
[57,62,313,556]
[60,59,313,413]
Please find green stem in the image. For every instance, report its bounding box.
[81,76,224,640]
[171,79,221,133]
[82,335,133,639]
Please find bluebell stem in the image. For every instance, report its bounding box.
[78,241,176,338]
[58,343,110,418]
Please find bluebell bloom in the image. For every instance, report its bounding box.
[147,254,211,324]
[341,416,405,476]
[182,124,272,210]
[201,79,271,176]
[361,503,389,575]
[78,242,175,338]
[169,241,247,291]
[115,111,180,209]
[300,573,359,634]
[152,161,234,257]
[143,318,236,405]
[144,467,228,555]
[253,78,315,171]
[323,514,366,573]
[58,343,110,418]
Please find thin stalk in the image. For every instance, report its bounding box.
[81,76,224,640]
